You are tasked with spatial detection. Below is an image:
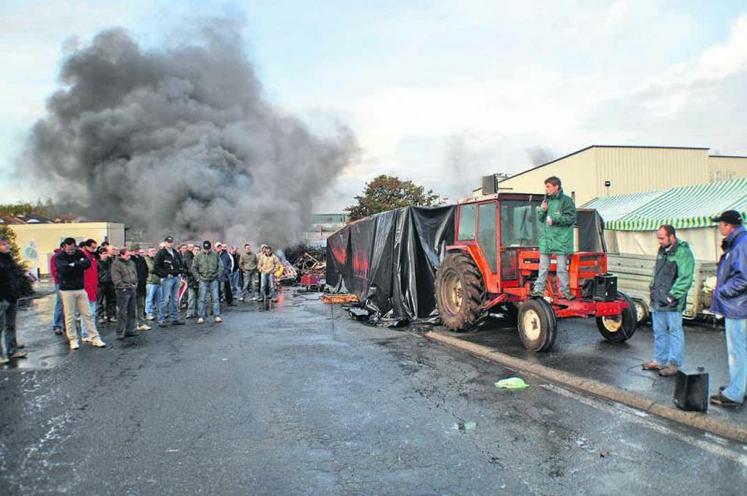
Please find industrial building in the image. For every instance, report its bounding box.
[302,213,349,247]
[480,145,747,206]
[4,221,125,276]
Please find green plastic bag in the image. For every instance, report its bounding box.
[495,377,529,390]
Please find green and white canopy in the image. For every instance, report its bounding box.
[585,178,747,231]
[583,190,666,222]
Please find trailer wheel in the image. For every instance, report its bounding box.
[596,292,637,343]
[517,298,557,352]
[631,297,649,326]
[436,252,486,331]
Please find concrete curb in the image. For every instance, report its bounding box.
[424,331,747,444]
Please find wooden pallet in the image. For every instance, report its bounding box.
[322,294,359,304]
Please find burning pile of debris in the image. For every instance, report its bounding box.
[285,246,326,290]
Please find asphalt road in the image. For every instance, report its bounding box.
[1,291,746,495]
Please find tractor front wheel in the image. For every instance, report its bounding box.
[596,293,637,343]
[436,253,486,331]
[517,298,557,352]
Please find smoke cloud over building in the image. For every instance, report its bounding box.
[22,20,357,246]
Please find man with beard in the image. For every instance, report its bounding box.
[643,225,695,377]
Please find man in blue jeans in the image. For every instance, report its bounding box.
[709,210,747,408]
[643,225,695,377]
[153,236,185,328]
[257,244,281,302]
[144,247,161,320]
[192,240,224,324]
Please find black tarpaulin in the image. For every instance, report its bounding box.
[576,209,606,253]
[326,205,456,321]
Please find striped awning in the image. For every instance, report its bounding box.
[582,190,666,222]
[606,178,747,231]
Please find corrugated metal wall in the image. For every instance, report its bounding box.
[709,156,747,182]
[495,147,745,206]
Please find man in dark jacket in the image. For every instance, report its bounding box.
[218,243,235,306]
[111,248,139,340]
[0,237,25,363]
[50,244,65,335]
[154,236,185,327]
[709,211,747,408]
[230,246,241,297]
[56,238,106,350]
[643,225,695,377]
[531,176,577,300]
[130,244,151,332]
[180,244,197,318]
[96,247,117,324]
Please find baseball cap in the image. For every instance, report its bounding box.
[164,236,174,242]
[202,240,212,250]
[711,210,743,226]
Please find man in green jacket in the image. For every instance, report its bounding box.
[239,243,258,301]
[192,240,224,324]
[531,176,577,299]
[643,225,695,377]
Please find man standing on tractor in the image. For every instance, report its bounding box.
[531,176,577,300]
[643,225,695,377]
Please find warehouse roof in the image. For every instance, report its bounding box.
[496,144,734,184]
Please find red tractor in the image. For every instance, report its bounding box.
[435,193,637,351]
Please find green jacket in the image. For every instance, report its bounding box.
[650,240,695,312]
[537,190,577,255]
[145,256,160,285]
[192,251,224,283]
[239,251,258,271]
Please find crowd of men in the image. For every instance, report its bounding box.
[45,236,282,349]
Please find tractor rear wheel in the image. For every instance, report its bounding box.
[596,292,637,343]
[517,298,557,352]
[436,253,486,331]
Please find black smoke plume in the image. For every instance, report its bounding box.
[22,21,357,246]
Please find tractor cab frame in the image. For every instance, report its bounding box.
[435,193,636,351]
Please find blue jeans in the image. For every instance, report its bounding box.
[260,273,276,300]
[652,311,684,367]
[230,271,240,297]
[198,280,221,318]
[723,318,747,403]
[53,285,64,330]
[79,301,97,339]
[159,276,181,323]
[241,270,257,299]
[145,283,161,316]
